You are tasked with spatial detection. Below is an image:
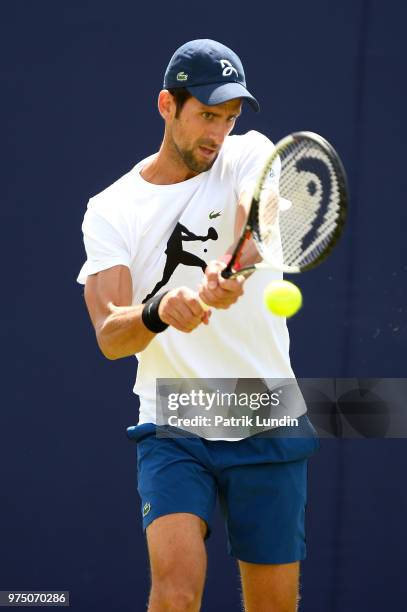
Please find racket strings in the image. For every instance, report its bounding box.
[256,138,344,269]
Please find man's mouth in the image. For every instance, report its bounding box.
[198,145,217,158]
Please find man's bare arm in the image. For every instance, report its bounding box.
[198,191,262,308]
[229,190,262,267]
[84,265,210,360]
[84,265,154,359]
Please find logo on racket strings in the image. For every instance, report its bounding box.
[220,59,238,78]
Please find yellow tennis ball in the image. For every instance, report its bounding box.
[263,280,303,317]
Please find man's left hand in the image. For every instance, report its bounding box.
[198,260,245,310]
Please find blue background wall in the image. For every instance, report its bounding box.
[1,1,406,610]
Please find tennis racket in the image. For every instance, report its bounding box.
[222,131,348,279]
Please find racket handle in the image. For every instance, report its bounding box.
[221,229,251,278]
[222,259,243,279]
[220,253,234,279]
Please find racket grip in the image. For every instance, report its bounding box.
[221,260,242,279]
[220,253,234,279]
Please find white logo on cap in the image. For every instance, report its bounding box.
[220,59,238,78]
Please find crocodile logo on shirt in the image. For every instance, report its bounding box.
[142,502,151,517]
[209,210,222,220]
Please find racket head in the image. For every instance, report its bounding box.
[224,131,348,277]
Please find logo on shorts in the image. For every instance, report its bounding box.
[142,502,151,517]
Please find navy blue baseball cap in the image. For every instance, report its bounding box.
[164,39,260,112]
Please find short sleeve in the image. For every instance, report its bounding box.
[233,131,281,197]
[76,205,131,285]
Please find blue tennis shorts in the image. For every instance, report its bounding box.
[128,415,320,564]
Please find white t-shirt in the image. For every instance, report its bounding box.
[77,130,306,436]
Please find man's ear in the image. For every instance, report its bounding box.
[158,89,175,121]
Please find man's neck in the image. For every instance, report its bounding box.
[140,140,198,185]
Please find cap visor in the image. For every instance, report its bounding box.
[187,82,260,112]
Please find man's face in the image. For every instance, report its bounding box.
[167,95,242,174]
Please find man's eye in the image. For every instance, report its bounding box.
[202,112,213,119]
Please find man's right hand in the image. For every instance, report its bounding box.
[158,287,211,333]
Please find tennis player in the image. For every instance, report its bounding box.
[77,39,320,612]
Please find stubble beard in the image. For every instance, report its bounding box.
[172,136,218,174]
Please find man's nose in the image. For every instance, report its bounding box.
[207,122,229,146]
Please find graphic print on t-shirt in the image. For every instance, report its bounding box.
[142,222,218,303]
